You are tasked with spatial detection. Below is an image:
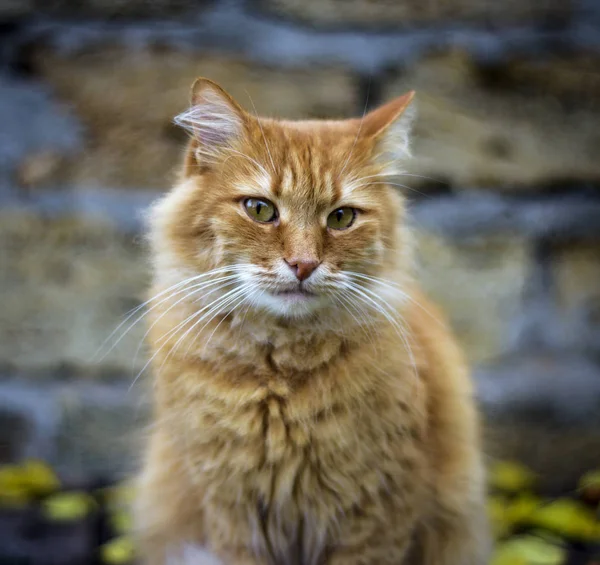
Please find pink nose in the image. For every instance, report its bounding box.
[284,259,320,281]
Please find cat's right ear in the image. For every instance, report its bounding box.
[174,78,246,172]
[362,91,416,167]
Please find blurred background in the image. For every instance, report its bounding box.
[1,0,600,558]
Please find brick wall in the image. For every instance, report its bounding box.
[1,0,599,488]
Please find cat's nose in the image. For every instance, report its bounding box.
[284,259,320,281]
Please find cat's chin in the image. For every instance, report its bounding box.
[254,289,328,319]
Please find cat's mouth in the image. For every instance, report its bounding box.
[270,287,316,299]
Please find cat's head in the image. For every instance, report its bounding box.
[150,78,415,320]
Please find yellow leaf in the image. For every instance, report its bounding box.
[21,460,60,496]
[0,460,59,502]
[528,499,600,542]
[42,492,96,521]
[487,496,512,539]
[0,465,32,506]
[527,530,567,547]
[0,465,26,491]
[506,494,544,524]
[492,535,566,565]
[101,482,136,511]
[487,493,545,538]
[491,549,528,565]
[110,509,133,533]
[0,486,30,508]
[489,461,536,492]
[100,536,135,564]
[579,470,600,490]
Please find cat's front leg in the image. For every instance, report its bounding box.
[211,549,264,565]
[203,503,268,565]
[325,509,413,565]
[134,431,208,565]
[409,498,491,565]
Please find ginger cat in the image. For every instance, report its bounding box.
[134,78,490,565]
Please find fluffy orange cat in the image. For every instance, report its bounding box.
[134,78,490,565]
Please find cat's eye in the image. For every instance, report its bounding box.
[327,207,356,230]
[243,198,277,223]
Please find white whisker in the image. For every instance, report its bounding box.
[245,91,276,174]
[234,287,266,342]
[94,268,234,362]
[349,171,441,183]
[338,83,371,181]
[349,180,427,197]
[198,289,252,356]
[127,287,237,391]
[127,271,249,391]
[223,148,270,178]
[131,274,240,369]
[367,181,428,196]
[331,291,377,349]
[159,284,250,371]
[94,274,206,360]
[345,271,443,326]
[343,281,417,378]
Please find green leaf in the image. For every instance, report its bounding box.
[42,492,96,521]
[100,536,135,564]
[489,461,536,493]
[492,535,567,565]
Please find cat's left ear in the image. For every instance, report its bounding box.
[363,91,416,167]
[174,78,248,171]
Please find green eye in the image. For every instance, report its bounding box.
[327,207,356,230]
[244,198,277,223]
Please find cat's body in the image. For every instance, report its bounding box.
[134,79,490,565]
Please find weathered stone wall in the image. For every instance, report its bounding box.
[1,0,599,488]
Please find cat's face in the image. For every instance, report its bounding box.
[151,79,415,320]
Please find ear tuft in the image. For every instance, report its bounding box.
[385,94,416,158]
[174,78,245,163]
[363,91,416,172]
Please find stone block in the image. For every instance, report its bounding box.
[0,0,33,18]
[0,211,149,377]
[10,0,214,19]
[28,44,356,189]
[478,353,600,492]
[0,77,81,192]
[485,422,600,493]
[0,408,32,463]
[386,50,600,190]
[415,231,531,365]
[54,385,149,481]
[552,241,600,354]
[0,382,62,464]
[256,0,573,29]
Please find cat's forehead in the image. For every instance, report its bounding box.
[254,122,365,205]
[277,159,339,204]
[246,153,347,210]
